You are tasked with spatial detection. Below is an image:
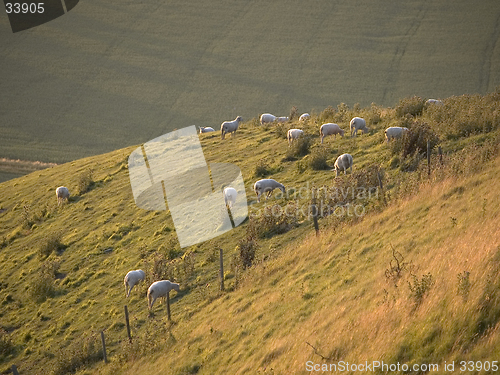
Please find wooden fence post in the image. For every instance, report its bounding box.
[311,204,319,236]
[219,248,225,291]
[100,331,108,364]
[166,291,171,321]
[124,305,132,342]
[377,170,387,205]
[11,365,19,375]
[438,146,443,165]
[427,140,431,177]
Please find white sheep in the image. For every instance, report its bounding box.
[260,113,277,124]
[426,99,443,106]
[320,123,344,144]
[223,187,238,209]
[124,269,145,298]
[287,129,304,145]
[253,179,286,203]
[384,126,409,142]
[299,113,311,122]
[147,280,180,310]
[55,186,70,205]
[333,153,353,177]
[221,116,243,139]
[199,126,215,133]
[350,117,369,137]
[276,116,289,123]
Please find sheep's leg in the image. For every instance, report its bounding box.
[266,190,273,200]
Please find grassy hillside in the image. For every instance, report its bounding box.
[1,0,500,164]
[0,93,500,374]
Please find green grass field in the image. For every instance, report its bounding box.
[0,93,500,373]
[1,0,500,165]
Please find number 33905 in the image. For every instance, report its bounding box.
[5,3,45,14]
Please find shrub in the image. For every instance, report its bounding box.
[52,333,102,375]
[236,233,258,269]
[285,135,311,160]
[254,158,272,177]
[272,123,288,140]
[426,93,500,138]
[28,258,60,303]
[368,102,382,125]
[457,271,471,302]
[313,164,383,217]
[38,232,65,258]
[249,202,299,239]
[318,106,336,123]
[334,102,350,123]
[408,272,435,310]
[447,136,500,177]
[144,249,176,285]
[0,328,14,357]
[395,96,425,118]
[389,119,439,171]
[78,168,94,195]
[309,147,330,170]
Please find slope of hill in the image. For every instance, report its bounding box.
[1,0,500,164]
[0,93,499,374]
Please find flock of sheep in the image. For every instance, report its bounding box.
[54,99,442,313]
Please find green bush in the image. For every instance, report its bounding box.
[38,232,65,258]
[0,328,14,357]
[236,233,258,269]
[78,168,94,195]
[249,202,299,239]
[285,135,311,160]
[309,147,330,170]
[389,119,439,171]
[408,272,435,310]
[254,158,272,177]
[52,333,102,375]
[425,93,500,139]
[272,123,289,140]
[318,106,336,123]
[395,96,425,118]
[28,259,60,303]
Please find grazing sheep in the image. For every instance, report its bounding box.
[260,113,277,124]
[253,179,286,203]
[147,280,180,310]
[426,99,443,106]
[350,117,369,137]
[333,153,353,177]
[384,126,409,142]
[276,116,289,123]
[124,269,145,298]
[221,116,243,139]
[299,113,311,122]
[199,126,215,133]
[223,187,238,209]
[320,123,344,144]
[287,129,304,145]
[56,186,70,205]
